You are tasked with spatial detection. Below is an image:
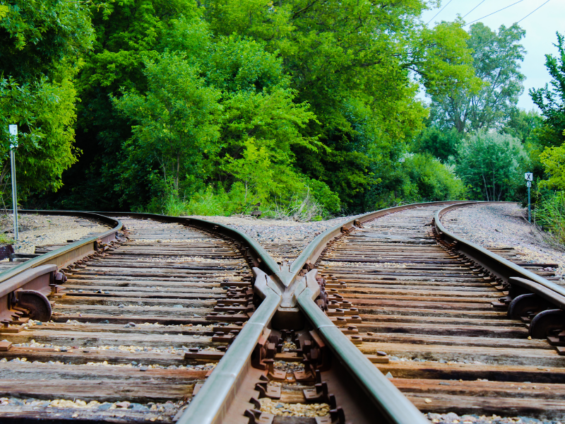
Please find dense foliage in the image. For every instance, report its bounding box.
[2,0,557,221]
[456,131,529,201]
[525,32,565,243]
[0,0,93,201]
[430,23,526,133]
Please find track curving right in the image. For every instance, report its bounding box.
[315,204,565,421]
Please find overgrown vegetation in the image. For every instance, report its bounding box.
[535,191,565,245]
[0,1,562,225]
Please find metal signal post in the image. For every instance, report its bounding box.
[525,172,533,223]
[9,125,18,240]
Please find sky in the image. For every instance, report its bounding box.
[420,0,564,111]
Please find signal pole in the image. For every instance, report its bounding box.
[9,125,18,240]
[525,172,533,223]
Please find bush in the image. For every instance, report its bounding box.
[146,179,339,221]
[534,191,565,245]
[456,131,529,200]
[403,153,467,201]
[412,126,463,163]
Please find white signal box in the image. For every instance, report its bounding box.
[525,173,533,181]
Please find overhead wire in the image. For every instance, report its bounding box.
[465,0,524,25]
[427,0,455,24]
[516,0,551,24]
[462,0,488,19]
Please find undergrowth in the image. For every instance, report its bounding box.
[147,185,331,222]
[534,191,565,246]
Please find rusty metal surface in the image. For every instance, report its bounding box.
[177,278,281,424]
[291,201,477,276]
[435,203,565,346]
[313,203,565,420]
[435,203,565,297]
[6,202,558,424]
[0,215,256,422]
[297,286,429,424]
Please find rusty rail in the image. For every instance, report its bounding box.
[435,203,565,341]
[7,203,549,424]
[181,201,478,424]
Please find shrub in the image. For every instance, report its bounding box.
[534,191,565,245]
[456,131,529,200]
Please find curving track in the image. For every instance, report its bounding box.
[317,205,565,420]
[0,203,563,424]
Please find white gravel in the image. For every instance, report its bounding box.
[0,213,111,254]
[189,215,362,262]
[442,203,565,282]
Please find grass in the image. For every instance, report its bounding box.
[534,191,565,247]
[0,233,14,245]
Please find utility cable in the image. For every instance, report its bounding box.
[516,0,551,24]
[427,0,455,25]
[462,0,487,19]
[465,0,524,25]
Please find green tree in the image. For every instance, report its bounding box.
[33,0,481,215]
[113,53,222,203]
[403,153,466,201]
[539,143,565,190]
[411,125,463,162]
[430,23,525,133]
[530,32,565,148]
[110,18,324,212]
[202,0,478,210]
[53,0,200,210]
[502,109,543,144]
[0,0,93,202]
[456,131,529,200]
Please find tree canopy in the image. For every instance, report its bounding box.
[4,0,542,217]
[430,23,525,133]
[0,0,92,200]
[24,0,477,215]
[530,32,565,148]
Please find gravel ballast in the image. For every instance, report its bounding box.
[0,213,111,255]
[442,203,565,282]
[190,215,361,263]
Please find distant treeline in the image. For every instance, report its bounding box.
[0,1,563,222]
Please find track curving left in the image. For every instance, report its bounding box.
[0,216,254,423]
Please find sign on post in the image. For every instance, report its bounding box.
[9,125,18,240]
[525,172,532,223]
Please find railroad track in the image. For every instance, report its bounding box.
[0,203,563,424]
[316,205,565,420]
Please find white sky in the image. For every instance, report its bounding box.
[421,0,564,111]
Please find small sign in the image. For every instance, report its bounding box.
[527,181,532,188]
[9,125,17,136]
[525,173,533,181]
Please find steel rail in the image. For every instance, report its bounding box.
[435,203,565,341]
[177,283,281,424]
[435,204,565,299]
[290,201,477,276]
[286,201,478,424]
[1,210,285,424]
[180,201,481,424]
[297,287,428,423]
[92,211,288,291]
[178,201,476,424]
[3,203,513,424]
[0,210,123,283]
